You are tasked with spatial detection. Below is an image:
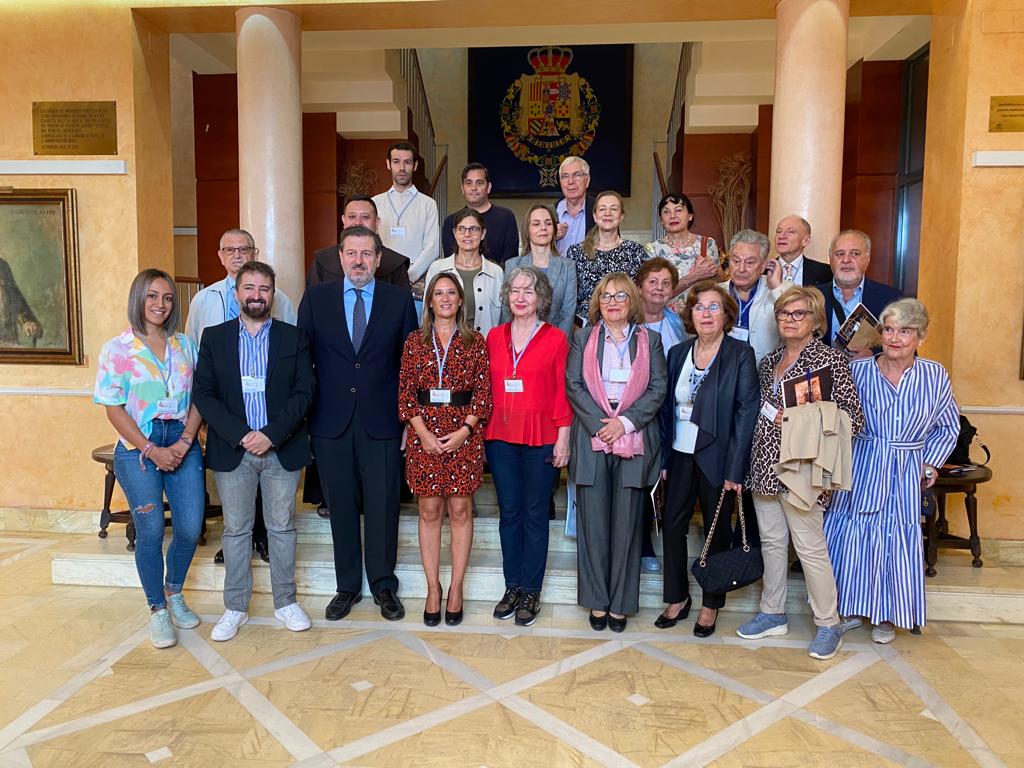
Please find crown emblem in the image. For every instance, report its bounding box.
[528,46,573,75]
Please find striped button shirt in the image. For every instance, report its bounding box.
[239,318,272,431]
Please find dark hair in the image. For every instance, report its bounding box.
[344,194,378,216]
[339,225,383,255]
[657,192,696,227]
[420,272,477,348]
[520,203,557,255]
[682,280,737,335]
[461,162,490,183]
[451,207,488,257]
[236,261,276,292]
[127,269,180,335]
[387,142,418,161]
[635,257,678,292]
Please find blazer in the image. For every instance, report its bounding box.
[815,277,903,341]
[184,276,296,347]
[500,252,578,339]
[297,279,418,440]
[565,325,668,489]
[424,255,505,337]
[719,276,784,364]
[307,243,411,292]
[658,334,759,487]
[192,319,315,472]
[799,257,833,286]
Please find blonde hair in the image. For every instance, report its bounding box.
[582,191,624,261]
[774,285,827,336]
[420,272,477,348]
[587,272,642,327]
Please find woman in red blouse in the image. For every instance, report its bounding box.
[484,266,572,627]
[399,273,492,627]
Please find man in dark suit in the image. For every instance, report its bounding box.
[774,215,833,286]
[298,225,419,622]
[192,262,316,642]
[816,228,903,353]
[555,155,595,255]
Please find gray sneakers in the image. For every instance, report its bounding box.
[736,612,789,640]
[808,625,844,660]
[167,593,200,629]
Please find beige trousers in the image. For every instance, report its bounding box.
[752,493,839,628]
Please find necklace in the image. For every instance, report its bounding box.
[664,232,695,250]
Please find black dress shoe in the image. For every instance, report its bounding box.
[608,614,627,633]
[325,590,361,621]
[444,603,463,626]
[254,539,270,563]
[589,612,608,631]
[316,504,330,519]
[374,589,405,621]
[654,597,692,629]
[693,609,718,638]
[214,548,224,564]
[424,584,442,626]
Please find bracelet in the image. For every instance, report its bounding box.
[179,435,193,445]
[461,422,474,437]
[139,442,155,471]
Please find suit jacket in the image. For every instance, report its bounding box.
[658,334,759,486]
[816,277,903,341]
[297,279,418,440]
[500,252,577,339]
[799,257,833,286]
[565,325,667,488]
[307,244,411,292]
[718,276,783,364]
[192,319,315,472]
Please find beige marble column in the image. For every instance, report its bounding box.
[768,0,849,262]
[236,7,304,305]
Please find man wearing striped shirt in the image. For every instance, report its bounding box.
[192,262,316,642]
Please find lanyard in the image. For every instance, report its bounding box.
[432,329,454,388]
[147,335,174,397]
[387,188,417,226]
[731,282,757,328]
[688,345,718,401]
[510,321,542,377]
[605,322,636,369]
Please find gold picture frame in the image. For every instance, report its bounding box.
[0,188,83,365]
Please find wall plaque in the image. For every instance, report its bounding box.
[989,96,1024,133]
[32,101,118,155]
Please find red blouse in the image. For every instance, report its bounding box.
[484,322,573,446]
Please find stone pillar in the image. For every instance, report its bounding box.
[768,0,849,262]
[235,7,304,305]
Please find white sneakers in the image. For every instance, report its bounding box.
[211,609,249,641]
[275,603,312,632]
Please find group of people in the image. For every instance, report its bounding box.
[94,144,959,663]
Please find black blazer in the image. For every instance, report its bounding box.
[800,257,833,286]
[815,277,903,340]
[297,279,418,440]
[659,334,759,486]
[192,319,315,472]
[307,244,411,292]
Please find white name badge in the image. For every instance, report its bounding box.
[677,404,693,421]
[390,225,407,237]
[729,327,750,342]
[609,368,631,383]
[504,379,524,393]
[241,376,266,393]
[156,398,177,414]
[429,388,451,404]
[760,401,779,422]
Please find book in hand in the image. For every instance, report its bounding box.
[782,365,834,409]
[835,302,882,355]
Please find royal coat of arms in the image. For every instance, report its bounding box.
[499,46,601,188]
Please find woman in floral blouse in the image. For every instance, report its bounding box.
[644,192,721,312]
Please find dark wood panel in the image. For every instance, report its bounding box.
[858,61,903,175]
[192,73,238,182]
[852,177,897,284]
[196,179,239,286]
[303,113,338,192]
[756,105,772,234]
[304,191,340,271]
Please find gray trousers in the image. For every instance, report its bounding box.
[575,452,644,615]
[214,451,300,611]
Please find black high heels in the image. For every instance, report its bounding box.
[444,590,464,626]
[655,597,692,629]
[693,608,718,638]
[423,584,442,627]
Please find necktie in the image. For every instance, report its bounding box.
[783,264,793,282]
[352,288,366,351]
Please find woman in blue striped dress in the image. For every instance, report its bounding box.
[824,298,959,644]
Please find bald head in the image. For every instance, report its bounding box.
[774,216,811,262]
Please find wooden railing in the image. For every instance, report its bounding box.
[400,49,447,228]
[175,276,203,333]
[428,154,448,199]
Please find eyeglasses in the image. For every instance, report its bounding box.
[559,171,588,181]
[693,303,722,314]
[775,309,810,321]
[455,225,482,234]
[220,246,255,256]
[599,291,629,304]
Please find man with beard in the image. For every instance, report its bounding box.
[192,261,315,641]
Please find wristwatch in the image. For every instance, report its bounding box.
[923,467,935,479]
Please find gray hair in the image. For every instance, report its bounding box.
[880,298,929,338]
[728,229,770,260]
[127,268,180,335]
[829,228,872,256]
[219,228,255,249]
[558,155,590,176]
[502,266,553,321]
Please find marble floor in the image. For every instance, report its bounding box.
[0,531,1020,767]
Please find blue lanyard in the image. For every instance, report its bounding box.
[688,345,718,400]
[510,321,542,376]
[432,329,454,388]
[605,322,636,369]
[387,188,417,226]
[730,281,757,328]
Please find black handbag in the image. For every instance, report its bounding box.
[691,489,764,594]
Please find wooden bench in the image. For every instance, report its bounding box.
[924,465,992,577]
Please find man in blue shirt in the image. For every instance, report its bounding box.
[555,156,595,255]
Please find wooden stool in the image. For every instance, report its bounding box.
[924,465,993,577]
[91,443,222,551]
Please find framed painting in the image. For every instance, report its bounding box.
[468,44,634,197]
[0,188,83,364]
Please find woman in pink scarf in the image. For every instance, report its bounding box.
[565,273,668,632]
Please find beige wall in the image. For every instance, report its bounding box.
[418,43,681,240]
[918,0,1024,538]
[170,49,198,278]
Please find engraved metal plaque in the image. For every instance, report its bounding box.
[990,96,1024,133]
[32,101,118,155]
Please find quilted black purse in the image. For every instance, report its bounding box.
[691,489,764,594]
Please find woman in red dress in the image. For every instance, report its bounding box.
[399,273,492,627]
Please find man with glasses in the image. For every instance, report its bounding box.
[186,228,297,564]
[719,229,783,364]
[441,163,519,265]
[555,156,595,255]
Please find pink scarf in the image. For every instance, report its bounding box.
[582,324,650,458]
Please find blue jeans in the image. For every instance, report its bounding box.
[485,440,556,593]
[113,419,204,609]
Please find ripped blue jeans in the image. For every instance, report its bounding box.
[113,419,204,609]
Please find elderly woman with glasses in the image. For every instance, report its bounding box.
[566,273,667,632]
[737,286,864,661]
[825,298,959,644]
